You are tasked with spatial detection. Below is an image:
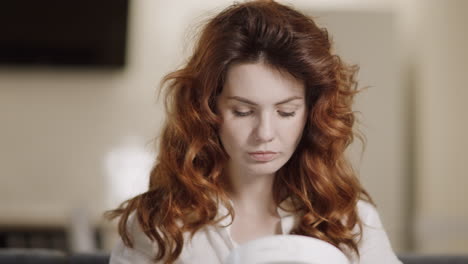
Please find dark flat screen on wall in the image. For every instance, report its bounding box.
[0,0,129,67]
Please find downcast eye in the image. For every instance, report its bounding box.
[278,111,296,117]
[232,110,253,117]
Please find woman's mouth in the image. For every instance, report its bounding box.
[248,151,278,162]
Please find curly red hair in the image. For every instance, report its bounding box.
[106,0,372,263]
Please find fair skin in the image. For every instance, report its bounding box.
[216,62,308,244]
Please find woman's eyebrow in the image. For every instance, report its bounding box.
[227,96,303,106]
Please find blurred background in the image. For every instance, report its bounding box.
[0,0,466,257]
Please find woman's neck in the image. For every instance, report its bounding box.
[226,169,279,218]
[226,168,282,244]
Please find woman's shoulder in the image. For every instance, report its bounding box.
[109,212,158,264]
[356,200,384,228]
[128,212,157,252]
[353,200,402,264]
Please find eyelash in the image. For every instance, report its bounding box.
[232,110,296,118]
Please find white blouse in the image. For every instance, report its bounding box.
[109,200,402,264]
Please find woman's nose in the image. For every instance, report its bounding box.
[254,113,275,143]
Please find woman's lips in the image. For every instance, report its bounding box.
[248,152,278,162]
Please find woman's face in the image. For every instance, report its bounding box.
[216,62,307,178]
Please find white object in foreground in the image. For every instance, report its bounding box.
[225,235,350,264]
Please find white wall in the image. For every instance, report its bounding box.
[408,0,468,254]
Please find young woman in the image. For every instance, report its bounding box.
[107,1,401,263]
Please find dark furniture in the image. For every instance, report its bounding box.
[0,249,467,264]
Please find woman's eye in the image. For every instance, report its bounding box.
[278,111,296,117]
[232,110,253,117]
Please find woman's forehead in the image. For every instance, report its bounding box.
[222,62,305,102]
